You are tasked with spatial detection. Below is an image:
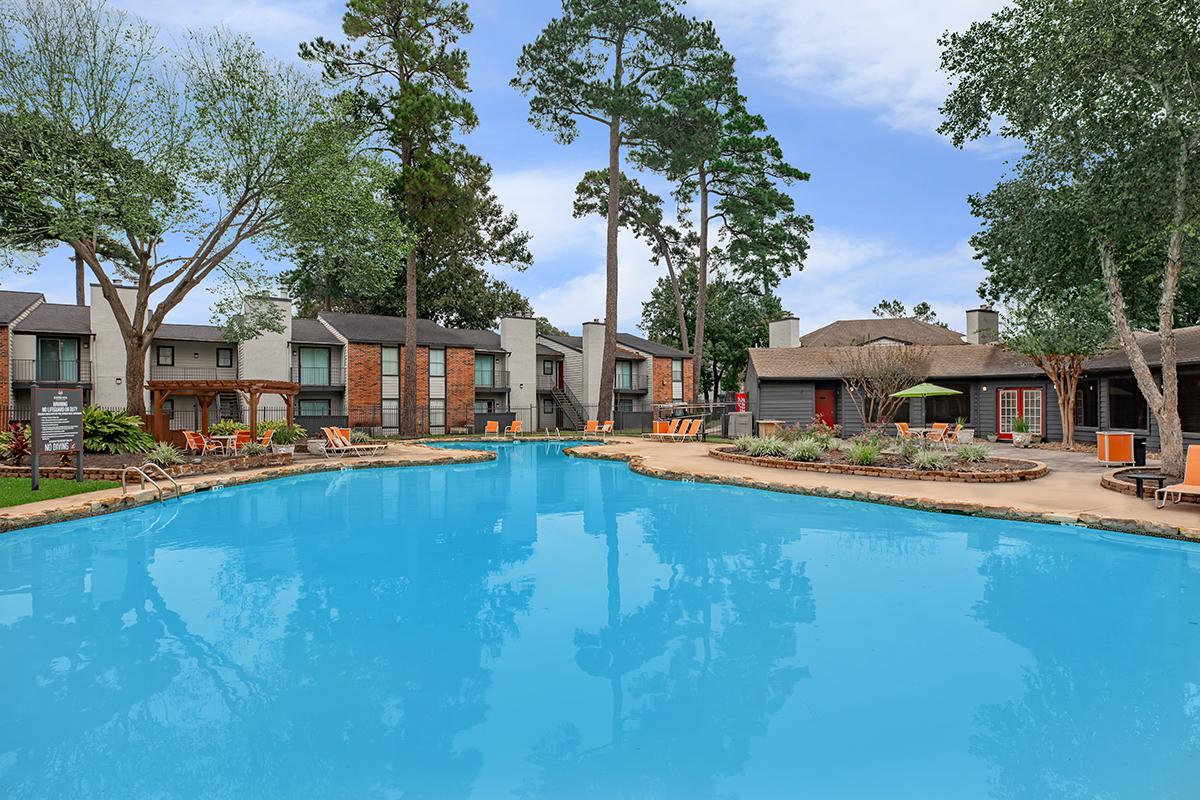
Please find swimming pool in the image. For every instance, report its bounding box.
[0,441,1197,798]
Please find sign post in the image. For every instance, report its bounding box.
[31,385,85,491]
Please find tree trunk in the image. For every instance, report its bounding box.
[123,337,148,415]
[597,101,622,421]
[692,164,709,406]
[657,233,689,353]
[402,248,419,436]
[75,251,86,306]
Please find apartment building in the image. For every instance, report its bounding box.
[0,286,693,434]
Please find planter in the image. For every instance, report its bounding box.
[306,439,327,456]
[272,444,296,455]
[1012,432,1032,448]
[956,429,975,444]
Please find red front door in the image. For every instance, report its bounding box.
[996,387,1044,440]
[814,388,837,428]
[556,362,564,389]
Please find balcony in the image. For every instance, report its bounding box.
[290,366,346,387]
[148,365,239,382]
[614,373,649,393]
[537,373,559,391]
[12,359,93,384]
[474,370,510,390]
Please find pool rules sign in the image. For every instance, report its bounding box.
[31,385,84,489]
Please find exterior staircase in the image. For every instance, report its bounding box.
[551,385,587,430]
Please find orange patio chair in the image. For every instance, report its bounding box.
[598,420,614,438]
[584,420,599,434]
[259,429,274,447]
[504,419,523,438]
[183,431,220,456]
[483,420,501,439]
[1157,445,1200,508]
[926,422,951,449]
[233,429,252,451]
[646,418,683,440]
[895,422,915,439]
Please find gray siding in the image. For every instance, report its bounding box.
[756,380,814,425]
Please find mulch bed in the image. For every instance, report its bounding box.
[820,449,1033,475]
[710,447,1047,483]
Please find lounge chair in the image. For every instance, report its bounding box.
[671,418,704,442]
[339,427,387,455]
[321,427,358,457]
[584,420,599,434]
[1156,445,1200,508]
[482,420,501,439]
[505,420,523,438]
[645,418,683,440]
[597,420,614,439]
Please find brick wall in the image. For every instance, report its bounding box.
[446,347,475,428]
[652,356,696,407]
[348,343,382,425]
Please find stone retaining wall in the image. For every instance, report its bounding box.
[1101,468,1199,503]
[0,453,294,482]
[708,447,1047,483]
[565,446,1200,543]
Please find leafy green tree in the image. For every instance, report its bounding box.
[1003,292,1113,445]
[0,0,336,413]
[304,0,530,434]
[575,169,692,352]
[513,0,703,416]
[535,317,567,337]
[873,299,945,326]
[940,0,1200,474]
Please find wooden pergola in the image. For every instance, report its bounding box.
[146,379,301,440]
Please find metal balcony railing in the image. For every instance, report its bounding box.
[536,373,559,391]
[12,359,93,384]
[474,369,510,389]
[614,373,649,392]
[290,366,346,386]
[148,365,239,382]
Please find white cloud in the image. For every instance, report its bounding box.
[778,230,983,331]
[691,0,1006,135]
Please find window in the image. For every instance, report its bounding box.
[382,398,399,427]
[429,348,446,377]
[474,353,493,386]
[382,346,399,376]
[475,400,493,414]
[298,399,331,417]
[617,398,634,412]
[1075,379,1099,428]
[543,359,554,375]
[37,337,80,381]
[543,398,554,414]
[429,398,446,430]
[615,360,633,389]
[671,359,683,382]
[1182,373,1200,432]
[216,347,233,368]
[1108,377,1148,429]
[924,382,971,424]
[298,347,330,384]
[156,345,174,367]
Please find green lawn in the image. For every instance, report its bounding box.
[0,477,121,508]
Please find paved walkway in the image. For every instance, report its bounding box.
[0,442,492,533]
[574,438,1200,541]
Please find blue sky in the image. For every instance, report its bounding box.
[6,0,1010,336]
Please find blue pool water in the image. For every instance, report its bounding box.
[0,442,1198,799]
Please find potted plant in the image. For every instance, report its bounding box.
[263,422,306,455]
[955,416,975,444]
[1011,415,1032,448]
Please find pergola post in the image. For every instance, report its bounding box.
[151,389,169,441]
[198,394,212,435]
[286,392,295,427]
[248,390,259,437]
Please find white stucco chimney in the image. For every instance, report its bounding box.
[500,316,537,417]
[90,282,140,407]
[581,320,606,411]
[239,296,294,408]
[768,317,802,348]
[966,308,1000,345]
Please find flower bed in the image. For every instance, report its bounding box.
[709,446,1047,483]
[0,452,293,482]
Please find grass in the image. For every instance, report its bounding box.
[0,477,120,508]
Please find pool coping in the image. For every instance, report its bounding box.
[565,445,1200,543]
[0,445,496,535]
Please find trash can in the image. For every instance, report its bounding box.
[1133,437,1147,467]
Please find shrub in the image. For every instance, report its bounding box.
[787,438,825,462]
[349,430,371,444]
[208,420,247,436]
[146,442,183,466]
[1012,415,1030,433]
[241,442,268,456]
[955,443,990,463]
[262,421,306,445]
[910,449,946,470]
[734,435,757,453]
[804,415,842,446]
[747,436,788,458]
[83,407,154,454]
[825,437,845,453]
[846,441,881,466]
[897,438,921,460]
[0,422,32,465]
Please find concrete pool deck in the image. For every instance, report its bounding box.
[0,442,494,534]
[570,438,1200,542]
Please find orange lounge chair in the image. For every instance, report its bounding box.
[1157,445,1200,508]
[321,427,356,457]
[584,420,599,434]
[340,427,386,455]
[670,418,703,442]
[483,420,501,439]
[598,420,614,438]
[645,418,683,440]
[504,420,523,438]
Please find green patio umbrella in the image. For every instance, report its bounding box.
[890,382,962,399]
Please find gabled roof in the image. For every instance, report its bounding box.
[537,343,563,357]
[156,323,228,343]
[0,291,44,324]
[318,311,499,349]
[540,333,582,351]
[799,318,966,347]
[538,331,691,359]
[1084,325,1200,371]
[290,317,343,345]
[13,303,90,334]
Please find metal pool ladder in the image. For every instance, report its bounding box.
[122,462,181,502]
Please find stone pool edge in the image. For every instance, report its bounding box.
[565,446,1200,544]
[0,446,496,535]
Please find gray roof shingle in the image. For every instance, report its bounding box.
[799,318,966,347]
[13,303,90,334]
[290,318,343,345]
[0,291,44,324]
[318,311,501,349]
[156,323,228,343]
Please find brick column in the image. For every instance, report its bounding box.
[347,343,382,426]
[446,347,475,429]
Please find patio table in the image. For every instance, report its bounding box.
[209,435,236,455]
[1125,472,1168,500]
